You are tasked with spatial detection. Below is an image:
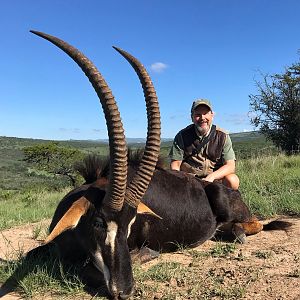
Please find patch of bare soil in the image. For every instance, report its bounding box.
[0,217,299,300]
[0,220,50,261]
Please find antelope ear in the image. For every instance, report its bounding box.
[44,197,90,244]
[137,202,162,219]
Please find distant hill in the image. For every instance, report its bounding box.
[124,131,266,148]
[92,137,173,144]
[0,131,263,146]
[229,131,265,142]
[0,131,270,156]
[0,131,276,191]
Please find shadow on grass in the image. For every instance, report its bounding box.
[0,244,109,299]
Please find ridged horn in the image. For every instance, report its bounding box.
[30,30,127,212]
[113,47,161,208]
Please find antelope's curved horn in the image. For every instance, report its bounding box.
[30,30,127,212]
[113,47,161,208]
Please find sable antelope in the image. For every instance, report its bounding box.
[78,150,292,254]
[29,30,161,300]
[76,152,261,254]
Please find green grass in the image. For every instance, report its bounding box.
[238,154,300,217]
[0,188,70,230]
[209,242,236,258]
[136,261,188,282]
[0,251,87,299]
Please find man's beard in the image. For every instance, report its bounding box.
[195,124,209,136]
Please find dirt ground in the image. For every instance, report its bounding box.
[0,217,299,300]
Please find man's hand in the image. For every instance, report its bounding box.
[170,160,182,171]
[204,173,216,182]
[204,160,236,182]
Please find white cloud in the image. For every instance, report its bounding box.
[150,62,168,73]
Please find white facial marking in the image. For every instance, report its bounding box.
[127,216,136,238]
[105,221,118,256]
[103,221,119,295]
[94,249,110,288]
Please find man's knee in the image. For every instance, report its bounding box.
[223,174,240,190]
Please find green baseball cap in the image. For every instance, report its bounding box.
[191,98,213,113]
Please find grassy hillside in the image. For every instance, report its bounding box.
[1,132,298,230]
[0,132,277,191]
[230,131,276,159]
[0,136,109,191]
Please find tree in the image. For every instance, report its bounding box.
[23,142,85,186]
[249,60,300,154]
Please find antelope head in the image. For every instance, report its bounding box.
[31,30,160,299]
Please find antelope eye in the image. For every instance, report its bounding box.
[94,217,106,230]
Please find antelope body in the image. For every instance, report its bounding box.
[74,153,290,256]
[77,153,264,254]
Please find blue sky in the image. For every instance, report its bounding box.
[1,1,299,140]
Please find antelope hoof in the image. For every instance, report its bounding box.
[232,225,247,244]
[131,247,160,263]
